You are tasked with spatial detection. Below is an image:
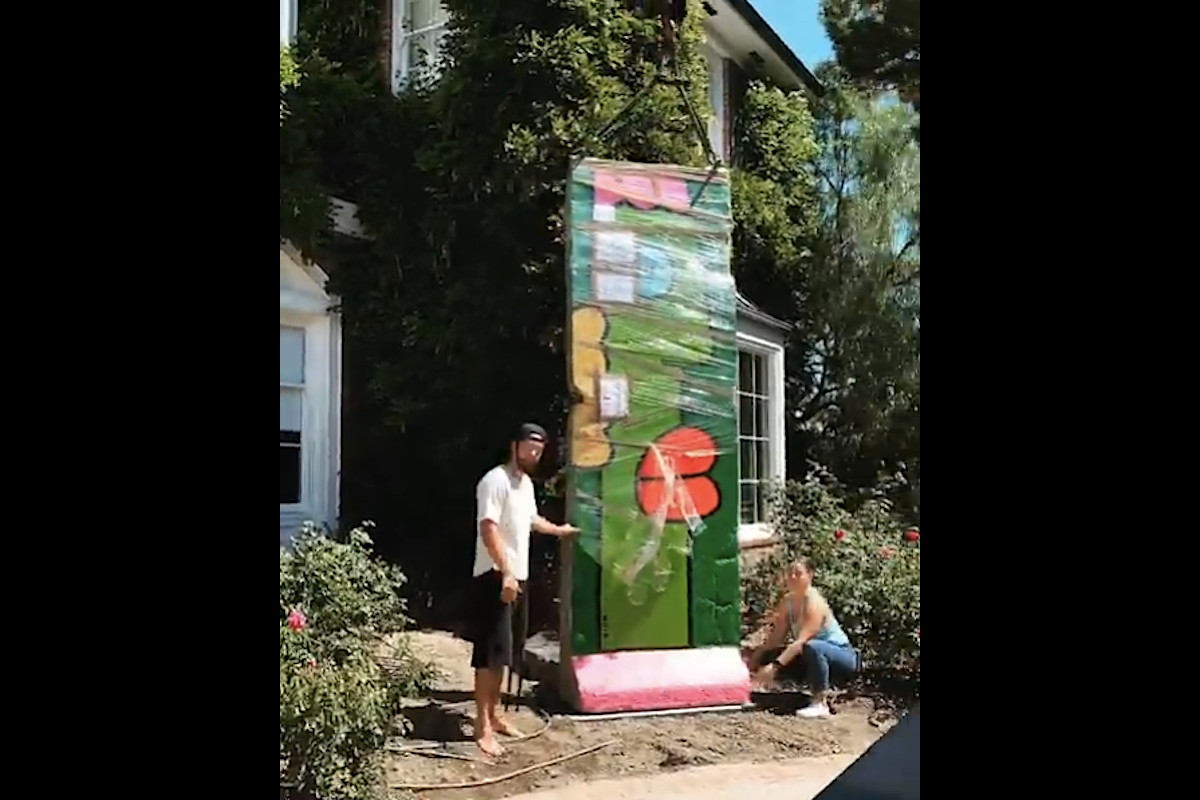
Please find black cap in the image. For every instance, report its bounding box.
[514,422,547,444]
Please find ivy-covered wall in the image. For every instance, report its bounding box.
[279,0,819,623]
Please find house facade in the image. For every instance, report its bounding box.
[280,0,817,549]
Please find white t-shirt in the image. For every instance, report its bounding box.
[472,465,538,581]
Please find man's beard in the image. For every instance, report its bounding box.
[518,455,539,474]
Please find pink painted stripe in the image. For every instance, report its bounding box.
[571,647,751,714]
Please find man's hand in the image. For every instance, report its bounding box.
[500,573,520,604]
[533,516,579,537]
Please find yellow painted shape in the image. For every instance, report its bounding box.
[570,307,612,468]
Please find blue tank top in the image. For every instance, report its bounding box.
[787,588,851,646]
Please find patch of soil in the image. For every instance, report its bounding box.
[384,631,896,800]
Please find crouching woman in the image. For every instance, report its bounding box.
[746,557,860,718]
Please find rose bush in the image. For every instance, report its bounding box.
[280,523,435,800]
[743,480,920,693]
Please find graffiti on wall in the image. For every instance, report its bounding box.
[565,159,742,655]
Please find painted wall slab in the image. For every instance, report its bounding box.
[565,159,741,655]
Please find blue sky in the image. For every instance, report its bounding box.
[748,0,833,70]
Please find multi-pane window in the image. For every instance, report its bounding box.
[280,326,305,504]
[395,0,450,89]
[737,349,770,525]
[705,46,727,162]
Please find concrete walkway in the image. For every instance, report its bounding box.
[503,754,859,800]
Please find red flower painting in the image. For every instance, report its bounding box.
[635,426,722,522]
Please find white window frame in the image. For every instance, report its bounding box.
[280,324,307,509]
[703,41,729,163]
[280,248,342,546]
[280,314,333,520]
[735,331,786,548]
[280,0,298,46]
[392,0,450,93]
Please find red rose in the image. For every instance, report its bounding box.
[835,529,846,540]
[904,529,919,542]
[287,608,307,631]
[307,658,318,668]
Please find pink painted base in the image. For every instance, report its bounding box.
[570,647,751,713]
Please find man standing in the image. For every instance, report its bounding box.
[469,423,577,757]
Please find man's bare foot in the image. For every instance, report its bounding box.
[493,716,524,738]
[475,730,505,757]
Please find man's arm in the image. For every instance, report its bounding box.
[477,477,513,576]
[532,515,578,537]
[479,519,512,576]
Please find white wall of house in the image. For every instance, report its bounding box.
[280,246,342,547]
[702,35,731,164]
[280,0,297,45]
[702,0,811,93]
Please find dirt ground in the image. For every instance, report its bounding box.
[384,631,899,800]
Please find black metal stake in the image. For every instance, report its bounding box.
[505,590,531,711]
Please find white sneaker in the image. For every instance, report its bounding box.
[796,703,831,719]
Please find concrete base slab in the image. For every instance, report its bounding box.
[570,646,750,713]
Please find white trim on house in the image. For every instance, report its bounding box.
[391,0,450,93]
[735,328,786,549]
[703,43,728,163]
[280,0,298,45]
[280,246,342,547]
[703,0,817,94]
[329,197,368,239]
[705,26,734,62]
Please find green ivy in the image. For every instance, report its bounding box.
[279,0,822,610]
[280,45,300,123]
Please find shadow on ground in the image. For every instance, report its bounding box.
[402,701,473,742]
[750,689,814,714]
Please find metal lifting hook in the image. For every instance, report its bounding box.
[572,0,724,206]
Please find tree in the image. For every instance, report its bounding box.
[821,0,919,139]
[285,0,747,614]
[729,80,820,322]
[786,66,920,520]
[821,0,919,107]
[280,45,300,124]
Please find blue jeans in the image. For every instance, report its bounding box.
[802,639,859,693]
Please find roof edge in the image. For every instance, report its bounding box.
[736,291,792,332]
[722,0,825,96]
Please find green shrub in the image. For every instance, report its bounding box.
[743,480,920,690]
[280,522,434,800]
[280,45,300,124]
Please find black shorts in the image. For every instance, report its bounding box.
[467,570,525,670]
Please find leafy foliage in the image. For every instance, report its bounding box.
[281,45,300,123]
[821,0,920,114]
[282,0,755,613]
[785,68,920,521]
[279,523,435,799]
[279,0,918,613]
[279,46,338,252]
[730,81,820,319]
[743,480,919,691]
